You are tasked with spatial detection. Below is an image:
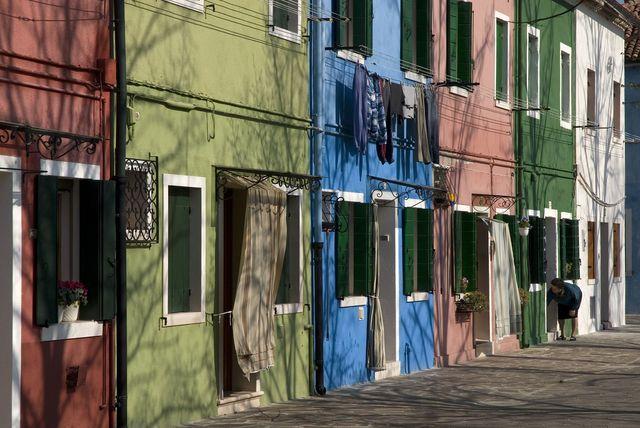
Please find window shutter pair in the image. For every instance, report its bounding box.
[495,214,521,288]
[168,187,192,313]
[560,219,580,280]
[528,216,546,284]
[36,175,116,327]
[335,201,373,298]
[334,0,373,55]
[447,0,473,83]
[495,20,507,101]
[403,208,434,296]
[454,211,477,293]
[401,0,433,73]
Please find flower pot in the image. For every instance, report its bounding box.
[58,303,80,323]
[518,226,530,237]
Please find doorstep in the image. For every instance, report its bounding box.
[217,391,264,416]
[374,360,401,381]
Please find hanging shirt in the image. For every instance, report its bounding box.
[367,74,387,145]
[402,84,416,119]
[353,64,369,154]
[415,85,431,164]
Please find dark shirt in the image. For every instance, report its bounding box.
[547,282,582,310]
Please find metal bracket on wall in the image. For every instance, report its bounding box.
[471,193,520,213]
[215,166,321,200]
[369,175,447,207]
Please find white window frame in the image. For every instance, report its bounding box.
[560,43,572,130]
[39,159,103,341]
[162,174,206,327]
[163,0,204,13]
[526,25,541,119]
[275,190,304,315]
[495,11,511,110]
[269,0,302,44]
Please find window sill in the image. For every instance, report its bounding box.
[404,71,428,84]
[529,283,543,292]
[406,292,430,302]
[41,321,103,342]
[449,86,469,98]
[560,120,572,130]
[163,311,205,327]
[269,27,301,44]
[340,296,367,307]
[275,303,302,315]
[527,109,540,120]
[163,0,204,13]
[336,50,365,65]
[495,99,511,111]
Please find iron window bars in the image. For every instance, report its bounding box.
[215,166,321,200]
[369,175,447,207]
[322,191,345,232]
[125,156,159,246]
[0,120,101,160]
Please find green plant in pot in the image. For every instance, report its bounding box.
[456,278,488,313]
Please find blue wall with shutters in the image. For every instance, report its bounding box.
[625,63,640,314]
[319,0,435,390]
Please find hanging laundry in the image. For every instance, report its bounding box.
[379,78,395,164]
[401,84,416,119]
[353,63,368,154]
[366,73,387,149]
[415,85,431,164]
[425,86,440,164]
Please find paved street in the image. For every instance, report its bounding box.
[191,317,640,427]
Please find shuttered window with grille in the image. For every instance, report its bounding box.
[335,201,373,298]
[403,208,434,295]
[401,0,433,75]
[334,0,373,56]
[528,216,546,284]
[454,211,477,293]
[559,219,580,280]
[447,0,473,84]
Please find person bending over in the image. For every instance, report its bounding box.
[547,278,582,341]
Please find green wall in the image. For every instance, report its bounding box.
[515,0,576,346]
[124,1,312,425]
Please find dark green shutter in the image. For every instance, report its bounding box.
[446,0,458,80]
[352,202,371,296]
[36,175,58,327]
[495,214,520,288]
[335,201,349,299]
[168,187,191,313]
[401,0,415,70]
[403,208,417,295]
[416,0,433,72]
[457,1,473,83]
[79,180,116,321]
[333,0,349,48]
[353,0,373,55]
[495,19,506,100]
[528,216,546,284]
[417,209,434,292]
[454,211,477,293]
[560,219,580,279]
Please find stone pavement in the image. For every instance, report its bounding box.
[190,317,640,427]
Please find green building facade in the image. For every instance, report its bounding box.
[123,1,313,425]
[514,0,576,347]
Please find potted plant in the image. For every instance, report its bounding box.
[518,216,530,236]
[456,290,489,313]
[57,280,88,323]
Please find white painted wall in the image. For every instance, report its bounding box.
[575,6,626,332]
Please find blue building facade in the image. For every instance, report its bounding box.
[316,0,438,390]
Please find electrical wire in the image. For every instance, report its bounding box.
[508,0,587,24]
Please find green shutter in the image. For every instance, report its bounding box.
[416,0,433,72]
[168,187,191,313]
[403,208,417,295]
[36,175,58,327]
[335,201,349,299]
[561,219,580,280]
[457,1,473,83]
[352,202,371,296]
[79,180,116,321]
[401,0,415,70]
[496,19,506,100]
[333,0,349,48]
[353,0,373,55]
[495,214,520,288]
[417,209,434,292]
[528,217,546,284]
[446,0,458,80]
[454,211,477,293]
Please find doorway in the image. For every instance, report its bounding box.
[545,217,558,334]
[376,203,398,365]
[474,217,491,344]
[600,222,610,326]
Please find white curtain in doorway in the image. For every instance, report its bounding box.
[232,183,287,378]
[491,221,522,338]
[367,205,386,371]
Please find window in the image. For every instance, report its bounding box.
[560,44,571,128]
[526,25,540,117]
[403,208,434,296]
[401,0,433,75]
[613,81,621,138]
[495,16,508,102]
[454,211,477,293]
[163,174,206,326]
[125,157,158,245]
[613,223,621,278]
[35,175,116,327]
[559,219,580,280]
[334,0,373,56]
[447,0,473,84]
[163,0,203,13]
[275,195,303,313]
[270,0,301,43]
[335,201,372,298]
[528,216,546,283]
[588,221,595,280]
[587,69,596,125]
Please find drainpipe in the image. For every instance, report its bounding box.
[310,0,326,396]
[113,0,128,425]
